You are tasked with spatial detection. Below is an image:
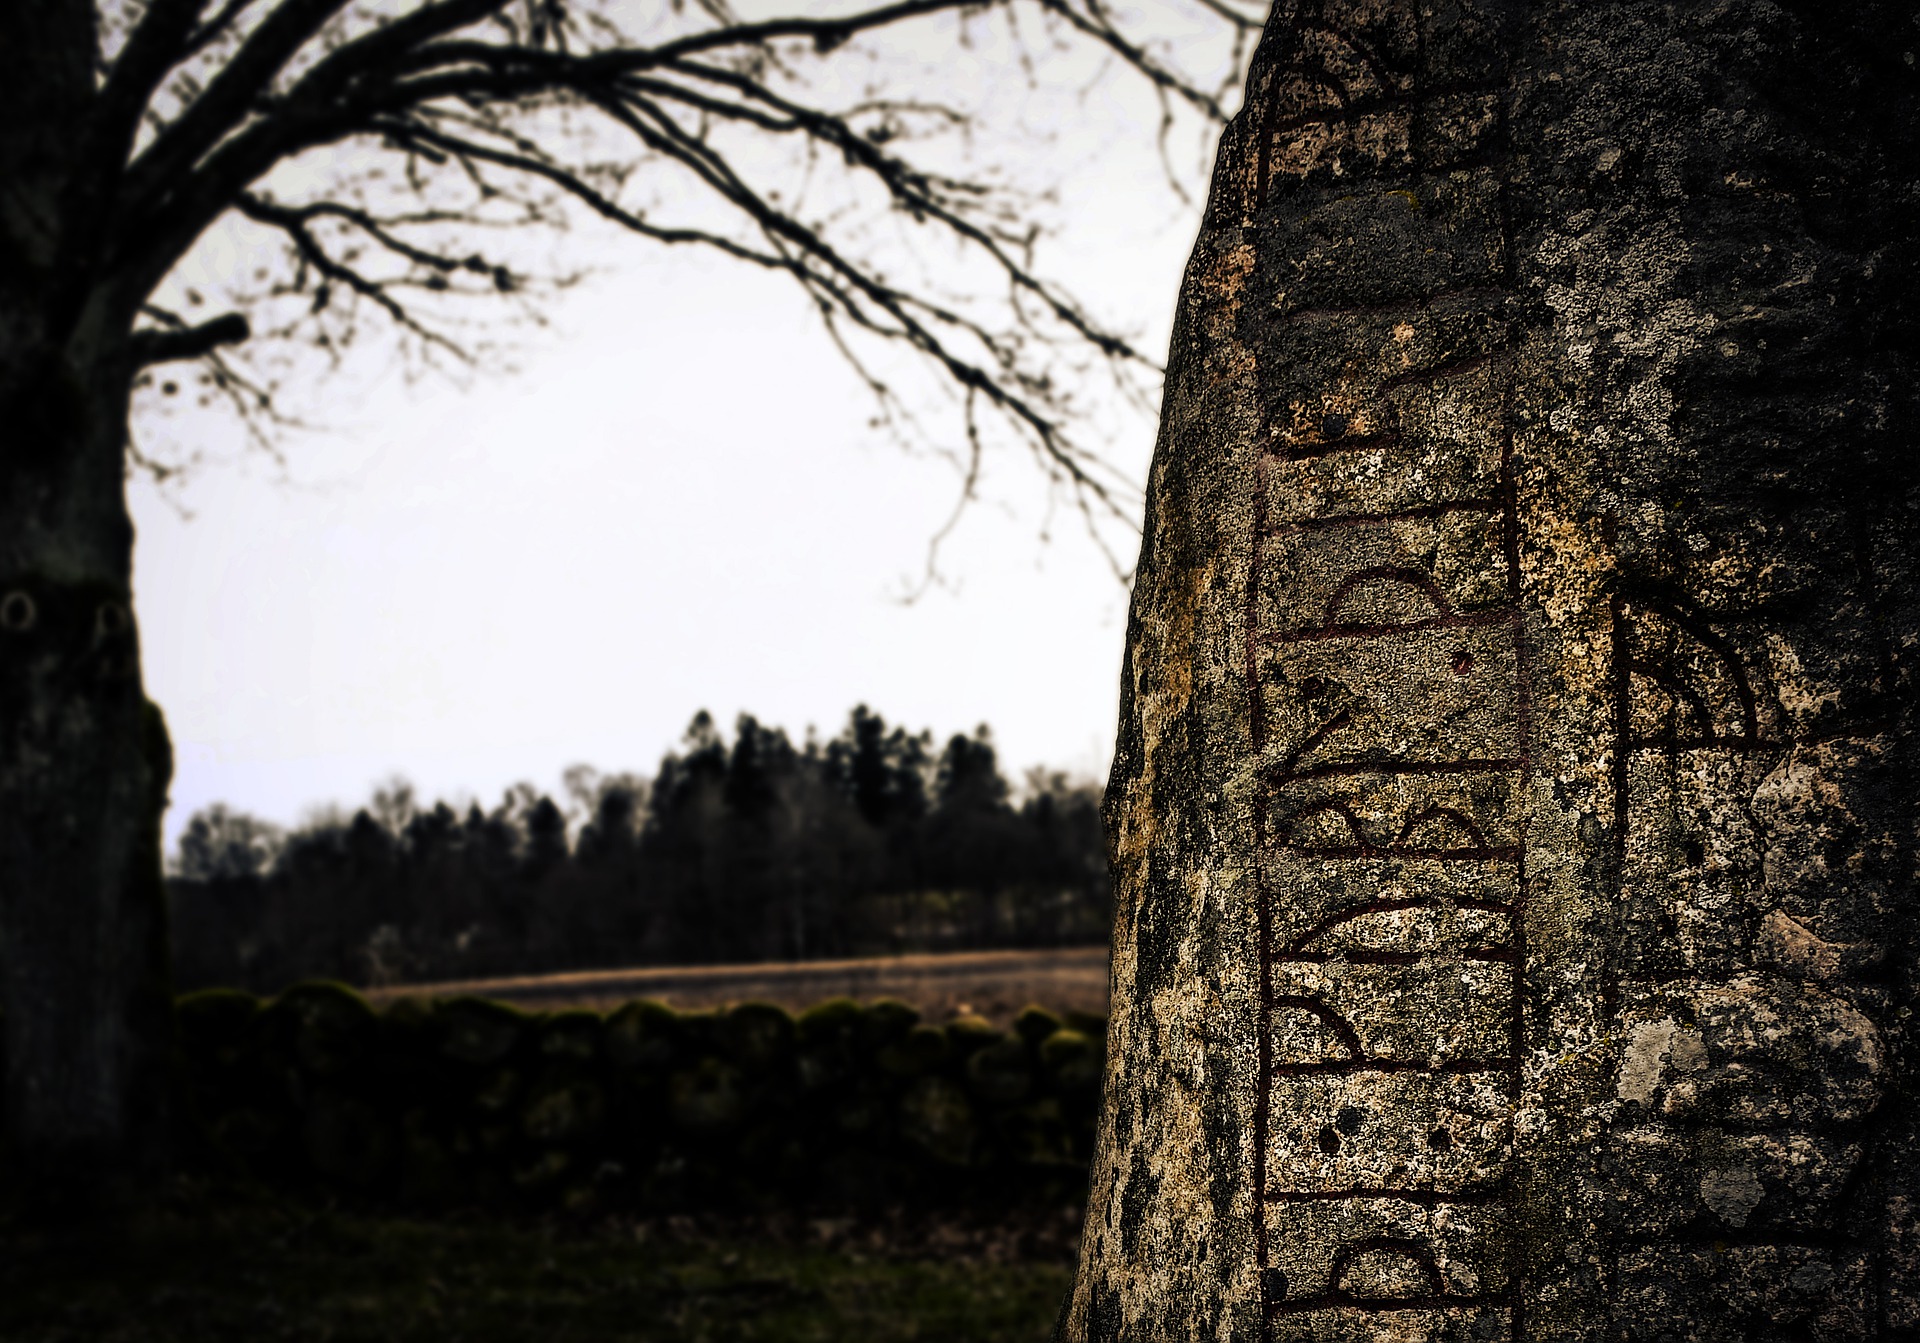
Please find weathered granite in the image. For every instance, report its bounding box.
[1063,3,1920,1338]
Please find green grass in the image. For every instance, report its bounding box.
[0,1188,1075,1342]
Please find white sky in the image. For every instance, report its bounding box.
[131,5,1244,848]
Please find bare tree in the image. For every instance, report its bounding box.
[0,0,1259,1201]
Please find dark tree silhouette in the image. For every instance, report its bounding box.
[173,802,283,882]
[932,728,1008,815]
[827,703,930,830]
[166,706,1110,989]
[0,0,1257,1195]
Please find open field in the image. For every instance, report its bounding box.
[363,945,1109,1026]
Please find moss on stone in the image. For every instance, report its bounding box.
[964,1037,1033,1106]
[266,981,377,1079]
[672,1008,721,1057]
[522,1078,607,1147]
[831,1084,885,1137]
[380,995,437,1029]
[603,999,678,1072]
[1037,1028,1101,1094]
[718,1001,794,1072]
[942,1015,1000,1059]
[271,980,373,1017]
[995,1097,1077,1168]
[898,1076,976,1166]
[1012,1006,1064,1048]
[159,986,1108,1213]
[1060,1010,1107,1038]
[796,998,863,1089]
[875,1024,949,1078]
[796,996,862,1043]
[436,996,530,1067]
[177,989,266,1091]
[472,1067,522,1115]
[176,988,262,1042]
[539,1009,604,1064]
[860,999,921,1049]
[668,1057,747,1135]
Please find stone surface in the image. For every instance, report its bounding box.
[1063,2,1920,1338]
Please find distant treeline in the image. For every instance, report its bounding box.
[169,707,1109,994]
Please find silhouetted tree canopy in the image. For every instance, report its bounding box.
[169,705,1109,990]
[80,0,1264,547]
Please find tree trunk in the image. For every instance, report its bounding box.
[1,0,176,1198]
[1065,2,1919,1338]
[0,340,176,1207]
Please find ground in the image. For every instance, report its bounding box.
[0,1183,1080,1342]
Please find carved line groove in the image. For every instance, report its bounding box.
[1263,497,1502,537]
[1246,9,1527,1335]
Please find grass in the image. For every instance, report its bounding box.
[0,1185,1077,1342]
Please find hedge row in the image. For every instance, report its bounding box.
[176,983,1107,1213]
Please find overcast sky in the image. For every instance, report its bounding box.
[131,3,1247,848]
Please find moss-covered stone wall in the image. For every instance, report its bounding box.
[175,983,1105,1213]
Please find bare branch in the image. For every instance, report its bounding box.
[659,56,1155,365]
[1032,0,1231,122]
[376,116,787,267]
[1186,0,1264,32]
[235,192,475,362]
[130,310,251,366]
[183,0,265,55]
[396,0,978,84]
[383,105,1130,518]
[92,0,207,176]
[124,0,506,216]
[98,0,1249,554]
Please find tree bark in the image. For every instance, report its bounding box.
[0,357,177,1206]
[1065,2,1920,1338]
[1,0,177,1205]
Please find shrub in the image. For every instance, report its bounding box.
[178,987,1106,1213]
